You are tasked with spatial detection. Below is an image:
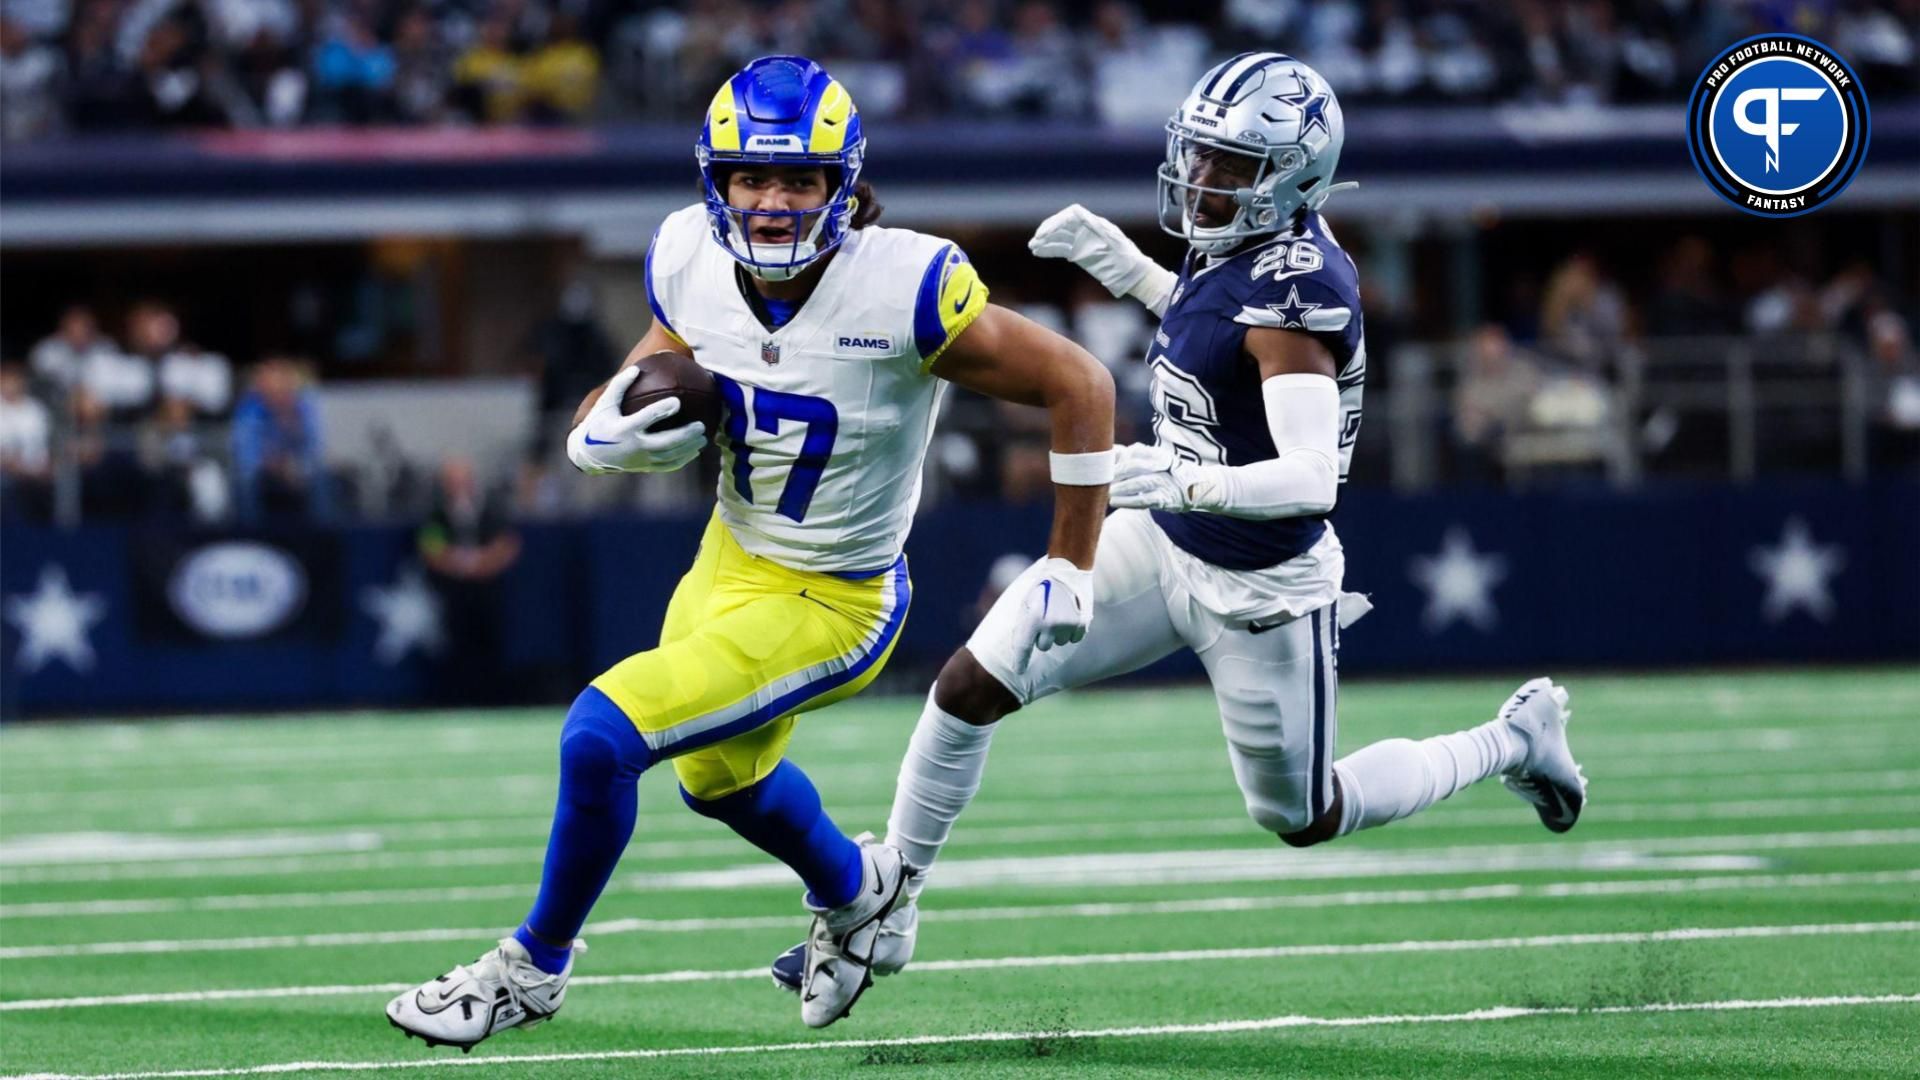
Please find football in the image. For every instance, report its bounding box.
[619,351,723,439]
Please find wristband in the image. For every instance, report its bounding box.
[1049,449,1116,487]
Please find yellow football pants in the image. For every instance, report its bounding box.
[590,513,910,799]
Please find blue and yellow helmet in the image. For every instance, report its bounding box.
[696,56,865,281]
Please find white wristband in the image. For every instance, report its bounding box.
[1049,449,1116,486]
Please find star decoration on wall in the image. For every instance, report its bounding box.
[1748,517,1846,623]
[4,565,107,674]
[1408,527,1509,633]
[360,566,445,665]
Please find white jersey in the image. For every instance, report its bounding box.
[646,204,989,574]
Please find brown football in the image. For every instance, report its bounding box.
[619,351,723,441]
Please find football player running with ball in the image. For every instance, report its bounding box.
[771,53,1590,1013]
[386,54,1115,1046]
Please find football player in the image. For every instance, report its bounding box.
[386,54,1115,1045]
[770,52,1590,1006]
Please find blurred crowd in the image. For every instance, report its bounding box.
[4,0,1917,140]
[1448,238,1920,484]
[0,302,336,523]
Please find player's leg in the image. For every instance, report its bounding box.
[384,516,734,1051]
[884,510,1184,907]
[618,547,910,1028]
[1200,602,1584,848]
[1317,675,1585,842]
[770,511,1186,999]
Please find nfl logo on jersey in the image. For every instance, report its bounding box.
[761,340,782,366]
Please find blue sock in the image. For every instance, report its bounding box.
[680,760,863,909]
[517,686,653,975]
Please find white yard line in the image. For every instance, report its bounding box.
[6,995,1916,1078]
[0,921,1909,1014]
[6,826,1916,914]
[9,764,1915,851]
[11,787,1920,883]
[4,870,1914,955]
[7,996,1916,1079]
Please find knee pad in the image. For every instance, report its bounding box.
[1247,797,1313,839]
[558,687,652,800]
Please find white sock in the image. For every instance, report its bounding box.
[1333,718,1520,836]
[884,688,997,901]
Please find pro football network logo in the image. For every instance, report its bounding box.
[1686,34,1869,218]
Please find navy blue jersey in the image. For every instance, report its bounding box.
[1148,211,1367,571]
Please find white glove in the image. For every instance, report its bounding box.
[1028,205,1178,316]
[566,365,708,475]
[1108,442,1216,513]
[1009,556,1094,673]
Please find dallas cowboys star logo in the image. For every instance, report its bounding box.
[3,565,107,674]
[1408,527,1508,633]
[1265,285,1321,329]
[360,566,445,665]
[1748,517,1846,623]
[1273,79,1332,142]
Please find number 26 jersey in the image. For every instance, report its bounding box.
[645,204,988,575]
[1148,211,1367,572]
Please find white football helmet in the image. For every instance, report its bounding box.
[1158,52,1352,255]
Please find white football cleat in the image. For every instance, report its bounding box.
[773,896,919,993]
[798,833,907,1028]
[386,936,582,1052]
[1497,676,1587,833]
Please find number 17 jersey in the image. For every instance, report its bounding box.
[645,205,989,575]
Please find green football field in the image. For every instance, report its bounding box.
[2,668,1917,1079]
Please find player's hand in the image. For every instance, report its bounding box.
[1108,442,1217,512]
[566,366,707,475]
[1028,205,1156,298]
[1009,556,1094,673]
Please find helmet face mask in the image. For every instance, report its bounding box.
[706,164,844,283]
[695,56,865,282]
[1156,53,1347,256]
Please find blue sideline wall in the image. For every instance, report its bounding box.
[2,481,1915,716]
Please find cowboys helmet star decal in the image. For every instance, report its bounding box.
[1274,80,1332,141]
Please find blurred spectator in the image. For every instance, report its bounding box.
[228,27,309,126]
[521,11,599,122]
[0,362,55,520]
[310,8,395,123]
[158,339,235,417]
[418,455,521,703]
[1540,251,1629,369]
[137,394,228,520]
[1452,323,1542,480]
[133,15,228,128]
[67,0,144,129]
[390,7,452,124]
[1,15,64,141]
[231,355,330,523]
[452,10,523,123]
[67,385,147,517]
[29,305,123,398]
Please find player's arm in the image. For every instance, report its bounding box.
[1111,328,1341,520]
[1028,205,1178,317]
[564,321,703,476]
[932,303,1115,568]
[569,321,693,428]
[932,302,1115,662]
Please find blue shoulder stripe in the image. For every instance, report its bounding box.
[912,243,955,359]
[645,224,676,337]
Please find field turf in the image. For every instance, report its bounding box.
[2,668,1917,1078]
